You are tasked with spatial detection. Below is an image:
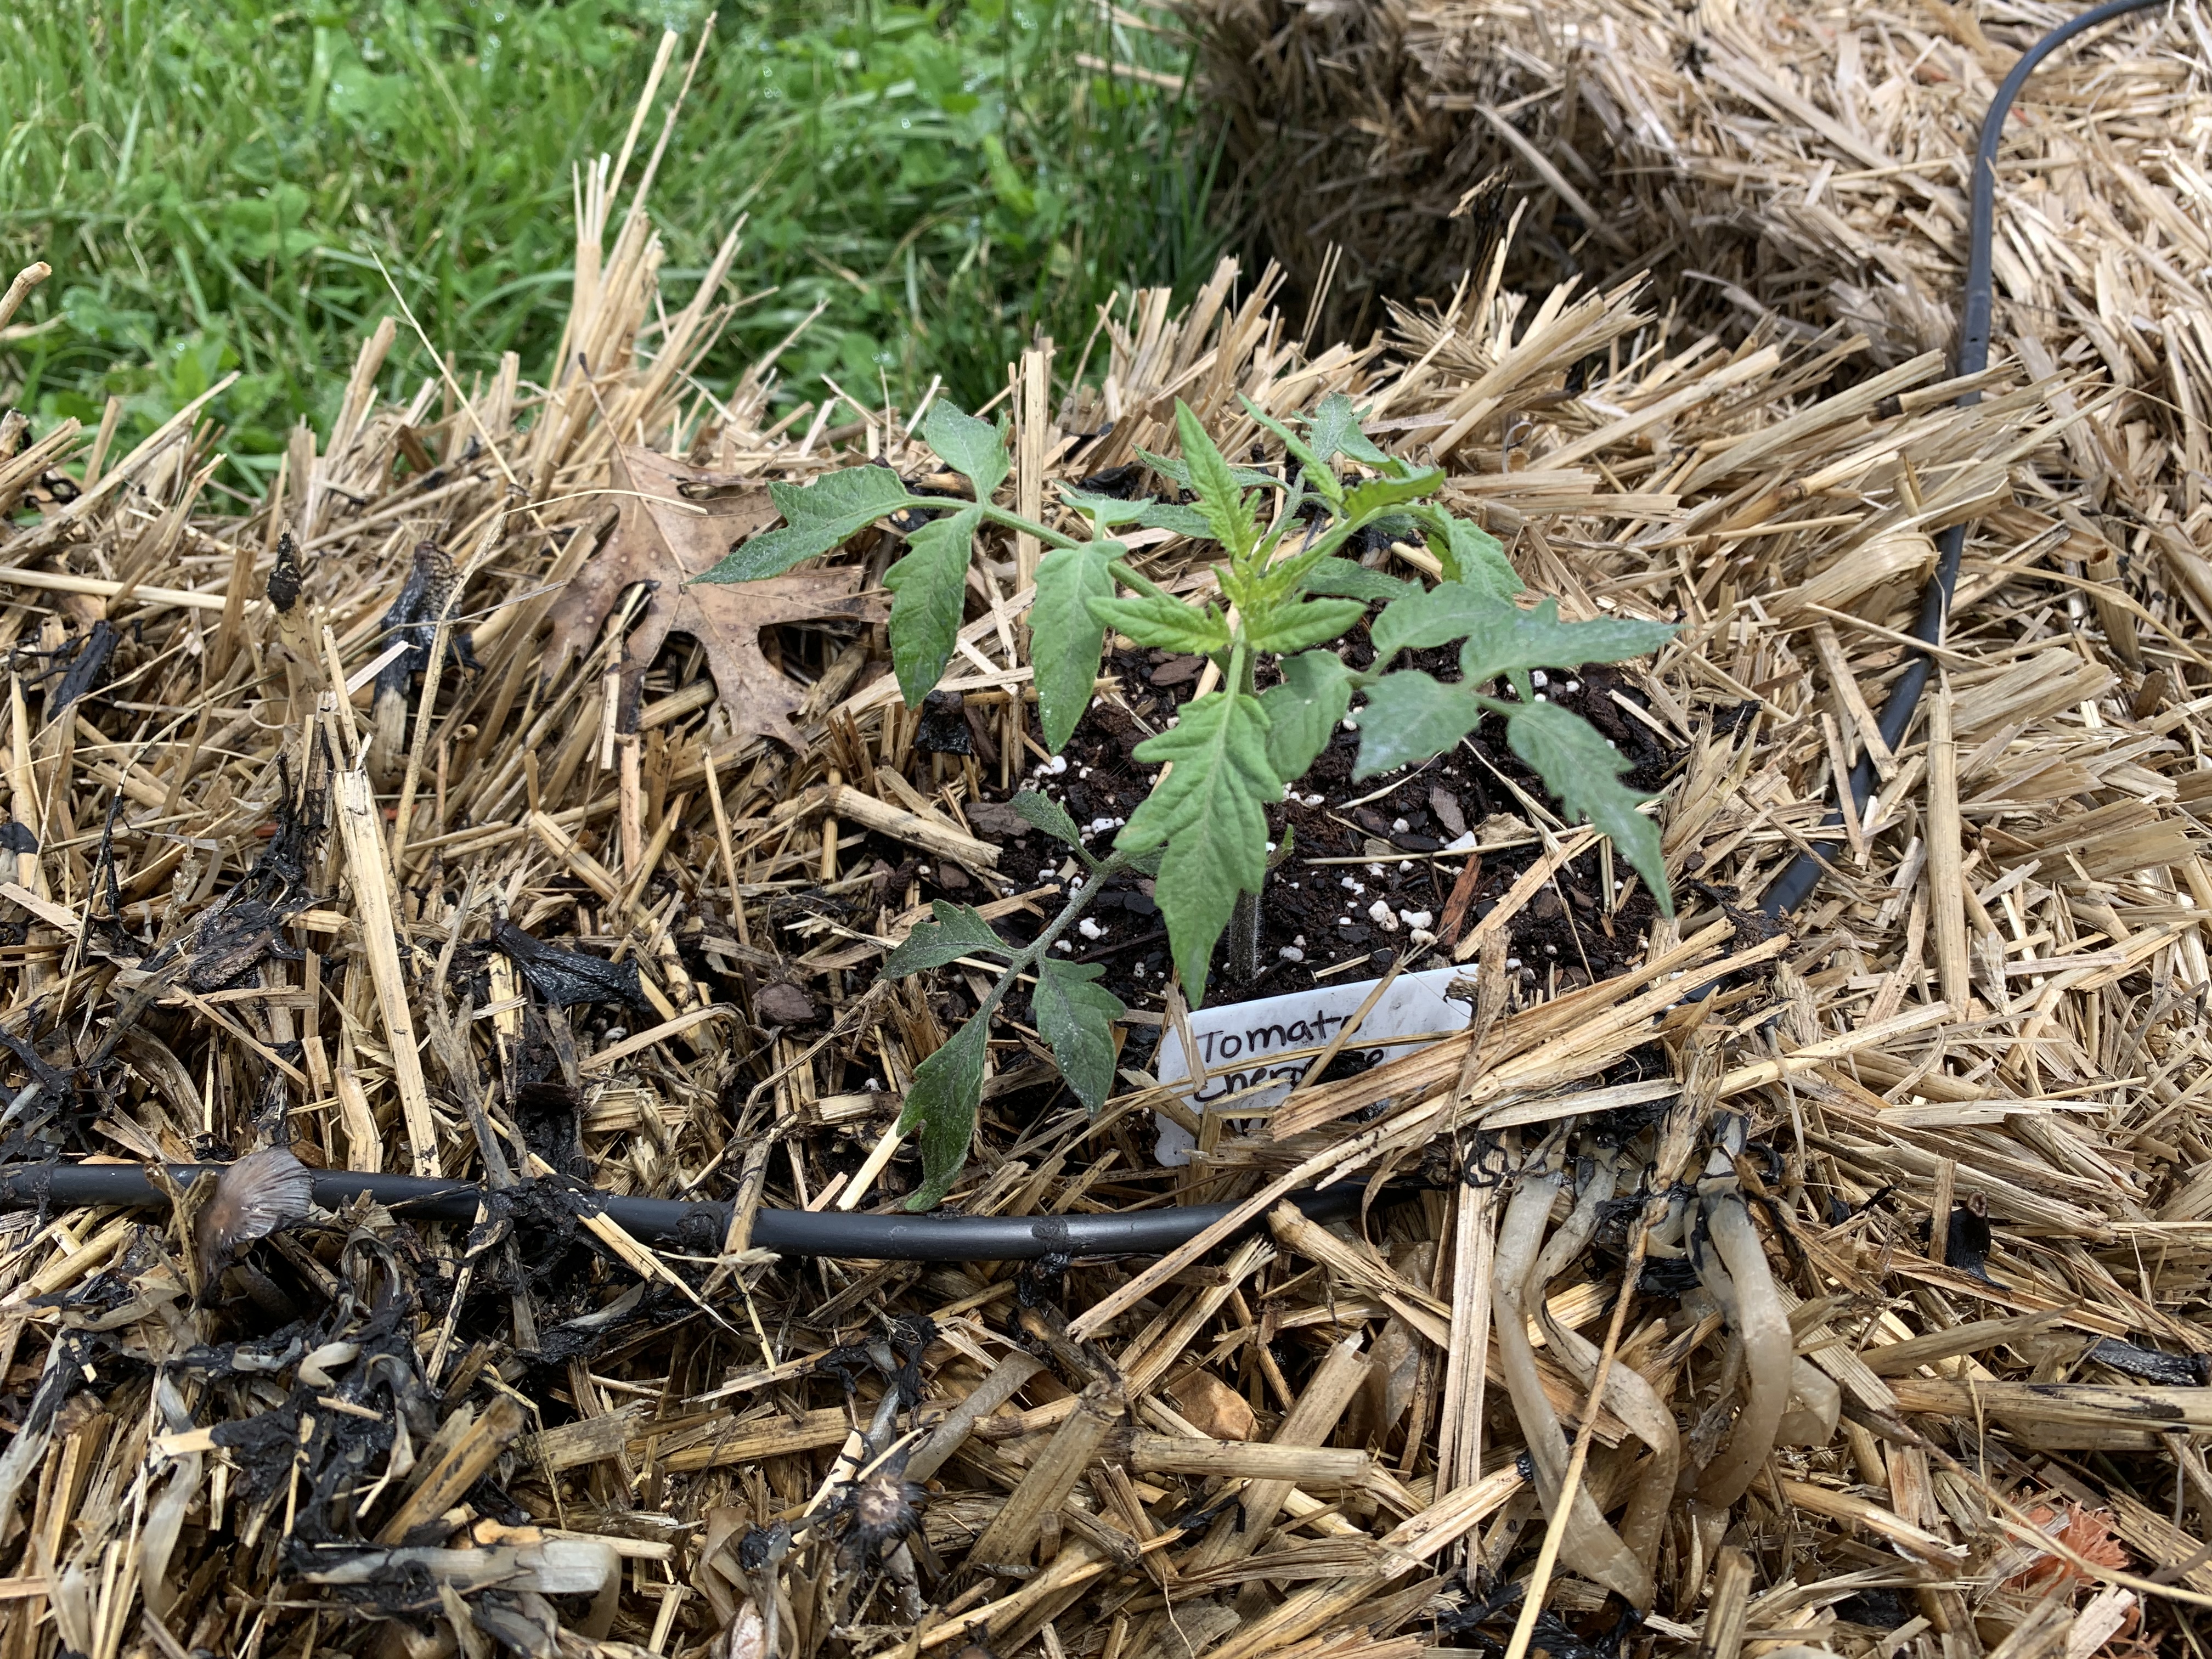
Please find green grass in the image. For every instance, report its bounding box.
[0,1,1216,494]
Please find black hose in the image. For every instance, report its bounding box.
[0,1161,1373,1262]
[1761,0,2174,918]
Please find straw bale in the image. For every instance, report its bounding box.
[0,14,2209,1659]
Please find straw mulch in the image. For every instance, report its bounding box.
[0,27,2208,1659]
[1197,0,2212,371]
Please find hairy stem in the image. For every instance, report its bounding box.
[1223,642,1265,983]
[1106,558,1180,602]
[966,850,1133,1029]
[1225,891,1263,984]
[975,501,1081,553]
[896,496,1081,555]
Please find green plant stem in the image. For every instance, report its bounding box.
[963,849,1133,1029]
[975,502,1082,553]
[1224,640,1265,983]
[1106,558,1192,604]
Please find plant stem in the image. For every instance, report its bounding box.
[967,849,1133,1027]
[1107,558,1180,602]
[1226,640,1265,983]
[976,501,1081,553]
[899,497,1080,555]
[1225,889,1263,984]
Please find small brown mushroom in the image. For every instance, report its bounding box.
[193,1147,315,1286]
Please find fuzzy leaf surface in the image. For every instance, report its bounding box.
[1058,487,1151,530]
[1031,537,1119,752]
[1238,397,1340,506]
[704,465,912,582]
[1304,557,1417,603]
[1352,671,1486,779]
[1507,701,1672,912]
[1136,500,1218,540]
[885,900,1014,977]
[1429,515,1521,599]
[1372,585,1673,676]
[1456,598,1677,685]
[1259,650,1355,780]
[1136,450,1278,494]
[1370,580,1517,664]
[897,1014,989,1210]
[1090,592,1231,654]
[1174,402,1259,561]
[922,402,1009,500]
[1032,959,1127,1115]
[1118,690,1278,1003]
[1011,789,1087,851]
[1245,597,1368,654]
[883,506,978,706]
[1342,465,1444,519]
[1305,393,1390,465]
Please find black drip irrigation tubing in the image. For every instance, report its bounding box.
[0,1162,1372,1263]
[0,2,2185,1265]
[1761,0,2182,920]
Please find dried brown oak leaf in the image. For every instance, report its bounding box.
[543,446,884,747]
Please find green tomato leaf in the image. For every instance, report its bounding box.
[1372,579,1514,665]
[1058,487,1150,530]
[1136,450,1278,493]
[884,900,1015,978]
[1090,592,1232,654]
[1173,401,1260,561]
[1011,788,1088,852]
[1259,650,1355,780]
[922,401,1010,500]
[1238,395,1342,507]
[1032,537,1119,753]
[1215,561,1259,616]
[1304,557,1418,603]
[882,506,978,706]
[1032,958,1127,1115]
[1306,392,1390,465]
[1457,597,1678,686]
[1507,700,1672,915]
[897,1013,989,1210]
[1117,690,1279,1005]
[701,465,912,582]
[1429,513,1520,598]
[1352,672,1486,780]
[1136,500,1218,540]
[1372,583,1675,677]
[1343,464,1446,520]
[1245,597,1368,654]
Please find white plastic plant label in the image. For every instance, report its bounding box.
[1153,966,1472,1165]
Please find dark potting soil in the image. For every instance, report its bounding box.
[964,637,1675,1015]
[683,616,1688,1119]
